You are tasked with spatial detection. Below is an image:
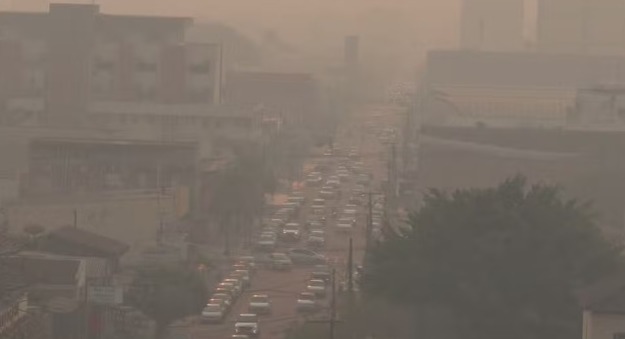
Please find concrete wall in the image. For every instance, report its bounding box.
[418,127,625,233]
[584,310,625,339]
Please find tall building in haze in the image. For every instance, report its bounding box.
[537,0,625,55]
[460,0,525,52]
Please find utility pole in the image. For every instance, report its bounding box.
[347,237,353,299]
[156,163,164,246]
[308,268,341,337]
[73,208,78,228]
[330,268,337,339]
[365,191,373,257]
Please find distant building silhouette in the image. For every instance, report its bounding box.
[537,0,625,55]
[460,0,525,52]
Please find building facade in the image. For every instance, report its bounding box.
[0,3,222,126]
[460,0,525,52]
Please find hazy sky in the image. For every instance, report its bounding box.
[12,0,460,49]
[9,0,462,80]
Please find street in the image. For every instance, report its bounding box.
[176,106,396,339]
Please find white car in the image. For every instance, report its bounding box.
[336,219,354,233]
[202,303,226,324]
[307,279,327,297]
[312,198,326,208]
[234,314,260,337]
[248,294,272,315]
[296,292,319,312]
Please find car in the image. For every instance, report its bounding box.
[311,198,326,208]
[268,252,293,271]
[202,303,226,323]
[310,267,331,283]
[336,219,354,233]
[337,171,350,180]
[348,196,363,206]
[211,293,233,309]
[343,207,358,218]
[319,190,336,200]
[214,287,237,301]
[269,218,286,228]
[306,220,325,230]
[255,233,277,252]
[307,279,327,297]
[229,270,251,288]
[306,176,323,186]
[234,314,260,337]
[296,292,320,312]
[306,230,325,248]
[235,256,257,273]
[223,278,245,293]
[288,196,306,205]
[287,248,326,265]
[217,282,241,298]
[281,223,301,241]
[326,179,340,188]
[248,294,272,315]
[311,205,326,215]
[232,263,254,276]
[207,298,229,314]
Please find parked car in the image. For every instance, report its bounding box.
[248,294,272,315]
[287,248,326,265]
[234,314,260,337]
[202,303,226,324]
[235,256,258,274]
[223,278,245,293]
[229,270,251,288]
[307,279,327,297]
[217,282,241,298]
[214,287,237,301]
[211,293,233,309]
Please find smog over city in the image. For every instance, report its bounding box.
[1,1,625,339]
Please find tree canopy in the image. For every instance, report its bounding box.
[362,176,622,339]
[127,266,208,339]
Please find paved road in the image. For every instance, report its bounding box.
[177,106,394,339]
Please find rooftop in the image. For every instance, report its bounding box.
[0,256,82,286]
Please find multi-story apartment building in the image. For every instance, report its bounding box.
[0,3,222,125]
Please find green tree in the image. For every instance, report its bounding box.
[127,266,208,339]
[208,144,277,253]
[362,176,622,339]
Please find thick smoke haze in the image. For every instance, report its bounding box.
[6,0,461,81]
